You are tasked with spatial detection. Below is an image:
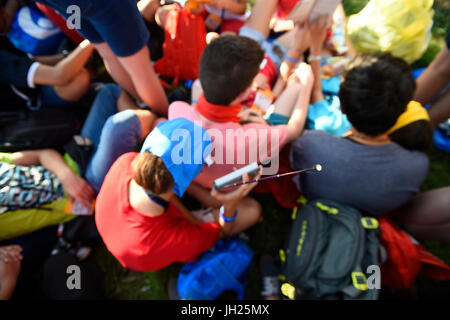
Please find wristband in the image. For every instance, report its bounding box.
[219,205,238,223]
[284,55,300,63]
[308,54,321,62]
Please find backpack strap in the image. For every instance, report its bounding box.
[215,259,246,300]
[341,266,367,299]
[341,285,364,299]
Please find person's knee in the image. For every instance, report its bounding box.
[241,197,262,224]
[102,109,141,142]
[131,109,158,139]
[73,69,91,95]
[155,5,176,27]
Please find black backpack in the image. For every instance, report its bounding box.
[279,198,382,300]
[0,108,80,152]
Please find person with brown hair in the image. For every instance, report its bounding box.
[95,118,262,272]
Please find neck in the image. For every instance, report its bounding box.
[347,128,391,146]
[129,179,172,216]
[195,95,242,123]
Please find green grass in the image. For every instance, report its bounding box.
[91,0,450,300]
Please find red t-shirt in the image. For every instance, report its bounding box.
[95,153,220,272]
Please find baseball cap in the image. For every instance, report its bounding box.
[140,118,212,197]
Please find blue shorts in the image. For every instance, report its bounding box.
[239,26,287,71]
[35,0,149,57]
[264,112,289,125]
[40,85,75,108]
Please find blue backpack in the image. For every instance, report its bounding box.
[177,237,253,300]
[7,5,65,56]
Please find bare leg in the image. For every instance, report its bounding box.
[95,42,169,116]
[413,46,450,106]
[118,45,169,116]
[428,89,450,128]
[213,196,262,236]
[391,187,450,244]
[53,68,90,102]
[95,43,140,100]
[116,90,138,112]
[243,0,279,38]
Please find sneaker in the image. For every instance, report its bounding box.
[259,254,281,300]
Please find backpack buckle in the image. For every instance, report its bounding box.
[351,272,368,291]
[281,283,296,300]
[361,217,379,229]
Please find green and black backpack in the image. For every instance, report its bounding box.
[279,198,382,300]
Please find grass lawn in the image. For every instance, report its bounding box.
[91,0,450,300]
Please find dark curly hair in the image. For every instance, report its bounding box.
[339,53,416,136]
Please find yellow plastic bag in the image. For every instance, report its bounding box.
[348,0,434,64]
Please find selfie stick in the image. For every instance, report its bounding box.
[228,164,322,188]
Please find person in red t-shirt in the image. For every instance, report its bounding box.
[95,118,262,272]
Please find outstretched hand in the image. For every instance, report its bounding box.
[309,15,331,54]
[60,171,95,209]
[211,168,262,205]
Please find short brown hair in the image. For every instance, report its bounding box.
[199,35,265,105]
[132,151,174,195]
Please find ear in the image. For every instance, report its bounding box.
[233,86,253,105]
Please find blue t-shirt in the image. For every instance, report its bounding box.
[290,130,429,216]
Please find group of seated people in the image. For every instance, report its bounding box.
[0,0,449,300]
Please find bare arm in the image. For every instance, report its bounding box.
[30,53,65,66]
[282,63,314,142]
[33,40,94,87]
[9,149,95,207]
[275,22,311,95]
[211,0,247,15]
[309,16,331,104]
[210,170,260,237]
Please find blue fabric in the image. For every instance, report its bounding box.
[177,238,253,300]
[411,68,450,153]
[433,126,450,153]
[35,0,149,57]
[264,112,289,125]
[239,26,287,71]
[306,76,352,137]
[40,85,75,108]
[141,118,212,197]
[7,5,65,55]
[82,84,143,192]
